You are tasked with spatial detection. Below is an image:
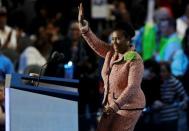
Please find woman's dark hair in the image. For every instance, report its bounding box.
[113,21,135,40]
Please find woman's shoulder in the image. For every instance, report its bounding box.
[124,51,143,62]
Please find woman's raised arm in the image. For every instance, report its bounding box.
[78,3,112,58]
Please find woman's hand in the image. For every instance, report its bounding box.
[78,3,84,26]
[103,106,115,118]
[78,3,89,33]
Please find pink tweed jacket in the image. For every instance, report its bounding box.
[81,24,146,117]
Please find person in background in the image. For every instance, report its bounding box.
[156,18,180,62]
[0,43,15,81]
[176,4,189,39]
[133,0,156,61]
[111,1,130,24]
[0,6,19,67]
[182,27,189,94]
[45,20,100,131]
[44,21,82,77]
[132,2,172,61]
[18,26,47,74]
[0,6,17,50]
[78,3,145,131]
[28,3,48,35]
[182,27,189,127]
[0,42,14,131]
[155,18,188,77]
[152,62,188,131]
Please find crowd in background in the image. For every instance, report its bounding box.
[0,0,189,131]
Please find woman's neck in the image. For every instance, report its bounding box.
[121,46,133,54]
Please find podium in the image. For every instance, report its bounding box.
[5,73,79,131]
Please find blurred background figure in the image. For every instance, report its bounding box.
[0,42,14,131]
[181,27,189,129]
[152,62,188,131]
[155,18,188,78]
[111,0,130,23]
[0,42,15,82]
[45,20,100,131]
[132,0,173,62]
[0,7,15,131]
[0,6,17,50]
[44,21,83,77]
[0,6,19,67]
[177,4,189,39]
[182,27,189,95]
[18,26,47,74]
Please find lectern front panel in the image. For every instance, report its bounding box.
[7,88,78,131]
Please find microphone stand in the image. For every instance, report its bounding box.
[36,63,48,87]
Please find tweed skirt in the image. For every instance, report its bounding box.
[96,110,142,131]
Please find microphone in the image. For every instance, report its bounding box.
[41,51,64,68]
[34,51,64,86]
[51,51,59,60]
[53,52,65,63]
[48,51,64,63]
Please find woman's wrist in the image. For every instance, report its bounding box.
[81,27,89,34]
[79,20,89,34]
[103,106,115,116]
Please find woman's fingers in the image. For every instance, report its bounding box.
[78,3,84,24]
[79,3,84,16]
[78,3,81,21]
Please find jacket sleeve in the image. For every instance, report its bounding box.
[80,20,112,58]
[110,58,144,112]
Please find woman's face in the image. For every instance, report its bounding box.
[111,30,130,53]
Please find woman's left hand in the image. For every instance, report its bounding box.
[103,106,115,117]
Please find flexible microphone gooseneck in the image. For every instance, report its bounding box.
[35,51,64,87]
